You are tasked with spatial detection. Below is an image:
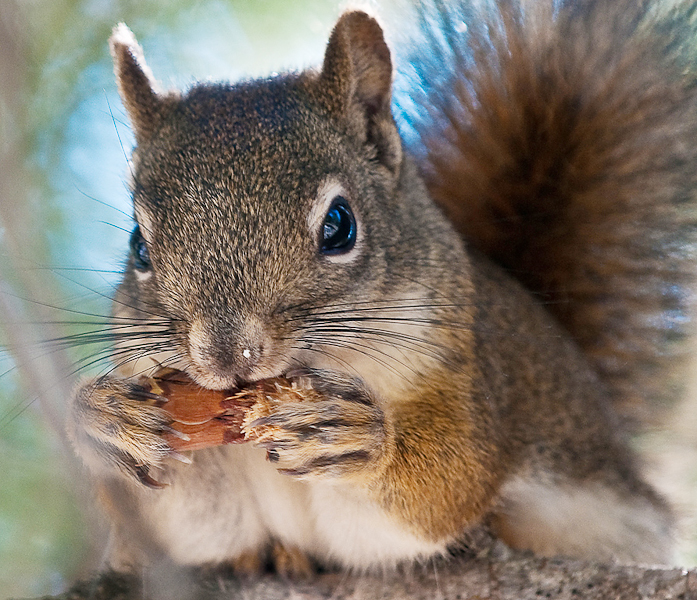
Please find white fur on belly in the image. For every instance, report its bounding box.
[138,444,444,569]
[308,481,447,570]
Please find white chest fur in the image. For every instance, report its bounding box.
[133,444,445,570]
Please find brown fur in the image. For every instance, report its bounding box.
[398,0,697,422]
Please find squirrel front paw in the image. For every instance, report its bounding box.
[245,369,389,481]
[68,376,186,487]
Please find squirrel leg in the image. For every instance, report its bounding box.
[228,549,265,578]
[194,541,312,579]
[68,375,181,486]
[270,540,314,579]
[246,368,501,546]
[245,369,389,482]
[490,475,674,564]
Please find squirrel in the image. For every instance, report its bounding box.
[67,0,697,576]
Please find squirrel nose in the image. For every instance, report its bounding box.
[188,317,267,382]
[235,342,264,375]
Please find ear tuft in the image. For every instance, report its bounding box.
[110,24,169,145]
[321,11,400,172]
[110,23,142,58]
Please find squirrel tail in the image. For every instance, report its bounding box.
[394,0,697,423]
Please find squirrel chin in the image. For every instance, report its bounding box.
[180,367,240,391]
[186,366,289,392]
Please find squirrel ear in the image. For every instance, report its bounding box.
[109,24,170,145]
[320,12,402,173]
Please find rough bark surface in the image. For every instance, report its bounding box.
[22,544,697,600]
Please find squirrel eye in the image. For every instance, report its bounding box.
[320,196,356,255]
[129,225,151,270]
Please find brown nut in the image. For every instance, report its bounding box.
[138,369,318,452]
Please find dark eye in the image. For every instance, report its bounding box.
[320,196,356,255]
[129,225,151,270]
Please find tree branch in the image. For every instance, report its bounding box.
[28,544,697,600]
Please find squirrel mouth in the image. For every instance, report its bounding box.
[185,361,290,392]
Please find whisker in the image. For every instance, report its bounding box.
[105,91,136,184]
[66,341,175,378]
[288,341,380,381]
[0,393,41,431]
[45,326,174,347]
[74,183,132,222]
[50,268,172,321]
[299,322,450,360]
[89,345,182,382]
[305,313,471,330]
[297,333,423,385]
[0,285,166,323]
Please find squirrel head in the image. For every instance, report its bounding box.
[109,13,445,389]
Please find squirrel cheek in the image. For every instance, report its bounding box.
[188,319,213,367]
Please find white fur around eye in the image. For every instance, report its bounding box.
[134,205,155,243]
[308,176,362,263]
[134,269,152,282]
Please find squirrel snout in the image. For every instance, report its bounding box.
[188,317,271,387]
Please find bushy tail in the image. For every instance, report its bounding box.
[394,0,697,423]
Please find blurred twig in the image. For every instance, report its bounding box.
[0,0,73,444]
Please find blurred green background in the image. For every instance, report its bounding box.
[0,0,695,597]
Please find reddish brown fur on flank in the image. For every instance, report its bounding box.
[402,1,697,422]
[375,384,501,541]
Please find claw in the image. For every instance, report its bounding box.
[284,369,315,390]
[168,449,193,465]
[134,465,166,489]
[247,416,273,429]
[162,425,191,441]
[285,368,313,379]
[130,388,169,404]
